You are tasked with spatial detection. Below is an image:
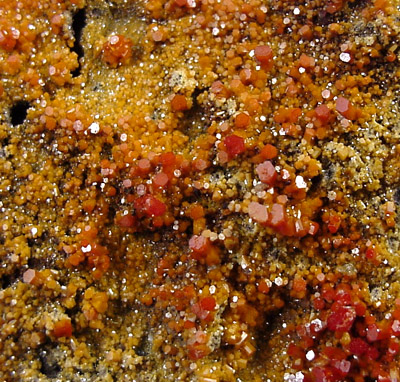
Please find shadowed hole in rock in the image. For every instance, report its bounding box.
[312,9,335,26]
[39,349,61,378]
[10,101,30,126]
[348,0,369,9]
[0,268,20,289]
[0,274,13,289]
[179,88,211,140]
[71,8,86,77]
[394,188,400,205]
[135,333,150,356]
[308,174,322,194]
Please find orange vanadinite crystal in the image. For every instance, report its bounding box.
[235,112,250,129]
[254,45,273,65]
[53,319,73,338]
[336,96,361,120]
[260,144,278,160]
[102,34,133,68]
[171,94,189,111]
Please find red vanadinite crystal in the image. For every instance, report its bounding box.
[200,296,216,311]
[191,303,210,320]
[367,324,380,342]
[189,235,210,256]
[315,104,331,123]
[366,346,379,360]
[137,158,151,174]
[134,195,167,217]
[154,172,169,188]
[331,359,351,377]
[366,247,377,260]
[313,297,325,310]
[349,337,369,356]
[256,161,277,186]
[175,0,187,7]
[312,366,332,382]
[336,96,359,120]
[323,346,347,360]
[269,203,286,228]
[159,152,176,167]
[327,306,356,332]
[117,214,136,227]
[287,343,305,359]
[392,320,400,335]
[248,201,268,224]
[224,135,245,157]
